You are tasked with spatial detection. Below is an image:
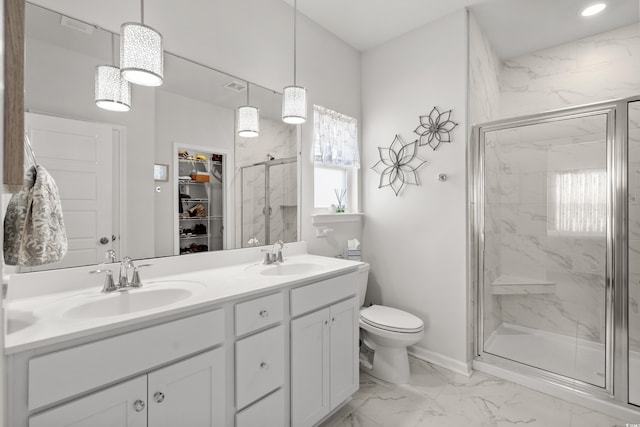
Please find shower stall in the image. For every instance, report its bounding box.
[470,96,640,409]
[241,156,297,247]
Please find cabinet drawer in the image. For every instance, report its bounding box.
[28,309,224,411]
[290,272,357,317]
[236,389,285,427]
[235,293,283,336]
[236,325,284,410]
[29,376,147,427]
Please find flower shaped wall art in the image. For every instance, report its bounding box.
[414,107,458,150]
[371,135,427,196]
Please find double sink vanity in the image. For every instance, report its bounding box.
[4,242,361,426]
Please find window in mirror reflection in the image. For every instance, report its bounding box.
[313,105,359,212]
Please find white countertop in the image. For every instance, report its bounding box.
[4,247,361,355]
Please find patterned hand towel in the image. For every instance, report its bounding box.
[4,165,68,266]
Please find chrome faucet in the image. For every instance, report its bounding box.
[273,240,285,263]
[91,256,150,293]
[119,256,135,289]
[105,249,117,263]
[261,241,286,265]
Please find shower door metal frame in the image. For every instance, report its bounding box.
[241,156,297,245]
[469,96,639,407]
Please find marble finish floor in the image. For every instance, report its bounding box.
[320,357,639,427]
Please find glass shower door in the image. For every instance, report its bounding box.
[241,165,266,247]
[481,112,609,387]
[268,161,297,244]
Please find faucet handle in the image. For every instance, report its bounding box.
[130,264,151,288]
[91,268,117,293]
[260,249,274,265]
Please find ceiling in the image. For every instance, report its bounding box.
[284,0,639,57]
[282,0,490,52]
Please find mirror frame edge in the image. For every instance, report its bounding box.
[3,0,24,187]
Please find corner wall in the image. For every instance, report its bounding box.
[361,10,469,371]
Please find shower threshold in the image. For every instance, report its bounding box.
[484,323,640,406]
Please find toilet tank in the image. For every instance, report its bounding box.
[358,263,370,307]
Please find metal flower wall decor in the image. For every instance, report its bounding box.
[371,135,426,196]
[414,107,458,150]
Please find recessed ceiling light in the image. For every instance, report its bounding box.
[580,3,607,17]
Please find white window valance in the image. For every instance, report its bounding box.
[313,105,359,168]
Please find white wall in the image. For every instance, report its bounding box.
[30,0,363,258]
[361,10,469,370]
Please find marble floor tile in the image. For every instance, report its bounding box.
[319,357,636,427]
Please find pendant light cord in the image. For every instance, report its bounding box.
[293,0,297,86]
[246,82,250,105]
[141,0,145,24]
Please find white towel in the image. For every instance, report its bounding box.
[4,165,68,266]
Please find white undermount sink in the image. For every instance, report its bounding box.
[258,262,324,276]
[60,281,204,319]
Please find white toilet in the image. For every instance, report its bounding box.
[357,263,424,384]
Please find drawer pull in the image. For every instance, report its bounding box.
[153,391,165,403]
[133,399,146,412]
[332,317,335,322]
[260,361,269,370]
[259,309,269,318]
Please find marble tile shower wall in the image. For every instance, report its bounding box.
[468,13,503,339]
[500,24,640,117]
[629,102,640,352]
[484,117,608,343]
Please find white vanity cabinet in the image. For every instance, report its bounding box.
[9,309,227,427]
[7,261,362,427]
[290,273,359,427]
[29,348,225,427]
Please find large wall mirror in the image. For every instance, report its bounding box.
[15,2,300,272]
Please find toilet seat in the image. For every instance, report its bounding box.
[360,305,423,334]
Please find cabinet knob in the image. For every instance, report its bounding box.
[153,391,165,403]
[259,309,269,318]
[324,320,328,325]
[260,361,269,370]
[332,317,335,322]
[133,399,146,412]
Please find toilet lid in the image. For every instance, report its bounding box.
[360,305,424,333]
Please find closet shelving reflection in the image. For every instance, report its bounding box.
[177,153,224,255]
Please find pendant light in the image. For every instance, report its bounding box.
[237,83,260,138]
[282,0,307,124]
[120,0,164,86]
[95,34,131,112]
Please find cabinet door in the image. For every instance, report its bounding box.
[291,308,330,427]
[29,376,147,427]
[329,297,359,409]
[147,348,225,427]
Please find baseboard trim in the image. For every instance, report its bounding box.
[408,346,472,377]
